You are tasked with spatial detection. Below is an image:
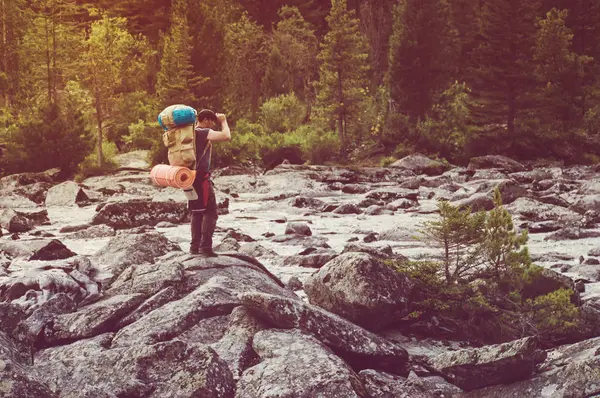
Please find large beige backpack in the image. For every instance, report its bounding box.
[158,105,197,168]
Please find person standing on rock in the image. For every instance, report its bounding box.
[189,109,231,257]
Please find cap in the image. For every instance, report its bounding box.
[197,109,218,123]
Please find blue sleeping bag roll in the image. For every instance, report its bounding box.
[158,105,197,131]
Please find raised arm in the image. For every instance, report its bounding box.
[207,113,231,141]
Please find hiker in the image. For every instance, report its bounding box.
[189,109,231,256]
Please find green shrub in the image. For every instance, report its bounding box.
[379,156,396,167]
[125,120,161,150]
[525,288,580,342]
[394,189,581,344]
[75,141,119,182]
[260,93,306,133]
[3,103,93,177]
[285,125,340,164]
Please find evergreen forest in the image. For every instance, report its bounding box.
[1,0,600,178]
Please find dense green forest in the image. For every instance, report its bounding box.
[1,0,599,178]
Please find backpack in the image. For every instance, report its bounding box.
[158,105,197,168]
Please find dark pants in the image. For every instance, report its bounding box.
[190,182,218,250]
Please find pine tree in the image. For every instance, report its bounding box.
[450,0,482,81]
[262,6,318,106]
[468,0,540,148]
[387,0,459,121]
[188,0,243,111]
[533,8,591,132]
[81,15,139,167]
[0,0,26,108]
[156,0,204,108]
[223,12,266,119]
[314,0,370,155]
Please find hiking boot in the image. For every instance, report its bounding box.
[190,246,199,255]
[198,248,218,257]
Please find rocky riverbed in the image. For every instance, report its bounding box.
[1,152,600,397]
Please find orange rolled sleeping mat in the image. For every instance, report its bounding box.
[150,165,196,189]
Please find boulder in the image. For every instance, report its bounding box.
[333,203,363,215]
[0,331,57,397]
[0,208,32,233]
[239,242,278,257]
[43,294,146,345]
[570,195,600,214]
[45,181,89,207]
[285,222,312,236]
[589,246,600,257]
[365,205,393,216]
[271,234,331,248]
[521,268,579,304]
[427,337,546,391]
[215,237,241,252]
[467,155,526,173]
[399,176,425,189]
[341,243,400,260]
[282,250,338,268]
[18,209,50,227]
[236,329,368,398]
[390,154,450,176]
[544,227,600,241]
[378,226,416,242]
[103,259,181,297]
[460,337,600,397]
[359,369,462,398]
[342,184,371,194]
[304,253,412,331]
[111,276,243,347]
[33,335,235,398]
[92,199,188,229]
[93,232,181,280]
[29,239,76,261]
[241,292,410,374]
[288,196,326,210]
[67,225,116,239]
[366,189,419,202]
[14,182,53,204]
[223,229,255,242]
[210,307,266,380]
[505,198,581,222]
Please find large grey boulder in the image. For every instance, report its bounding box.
[210,307,266,379]
[0,208,32,233]
[390,154,450,176]
[236,329,368,398]
[13,293,76,346]
[467,155,526,173]
[359,369,462,398]
[13,182,53,204]
[570,195,600,214]
[460,337,600,397]
[67,225,116,239]
[33,334,235,398]
[427,337,546,391]
[105,261,185,297]
[92,199,188,229]
[505,197,581,222]
[285,222,312,236]
[304,252,412,331]
[366,188,419,202]
[111,276,245,347]
[282,249,338,268]
[45,181,89,207]
[240,291,409,374]
[0,331,57,397]
[93,232,181,280]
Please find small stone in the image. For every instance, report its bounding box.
[286,276,303,291]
